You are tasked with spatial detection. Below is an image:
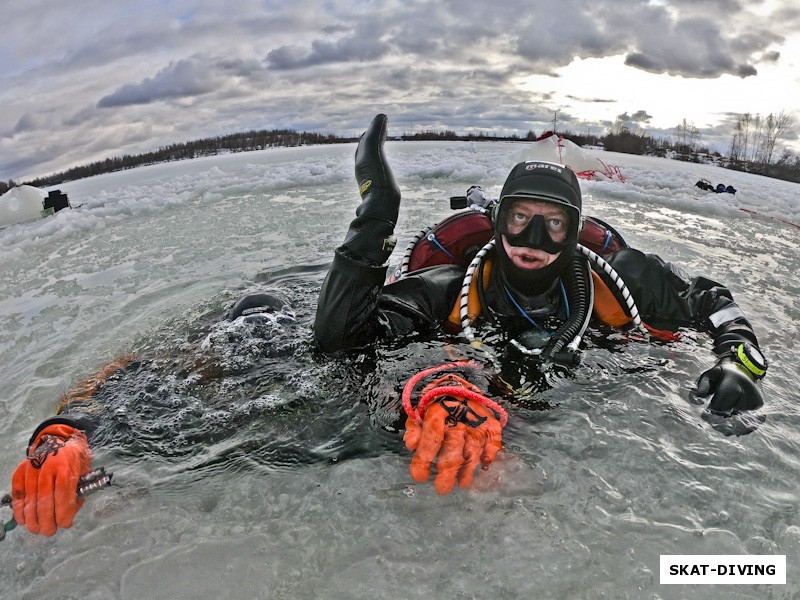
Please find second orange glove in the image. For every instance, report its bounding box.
[11,423,92,536]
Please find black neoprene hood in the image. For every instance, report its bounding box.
[491,161,584,295]
[498,161,583,232]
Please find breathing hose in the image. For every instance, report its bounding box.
[539,252,593,365]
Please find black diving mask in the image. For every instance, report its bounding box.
[497,211,572,255]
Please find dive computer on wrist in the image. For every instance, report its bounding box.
[732,342,768,380]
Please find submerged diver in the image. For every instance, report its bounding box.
[7,296,298,538]
[314,114,767,493]
[8,114,767,537]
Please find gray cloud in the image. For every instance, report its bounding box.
[98,58,221,107]
[615,110,653,125]
[12,114,44,135]
[1,0,798,180]
[566,95,616,104]
[621,14,762,78]
[266,22,391,69]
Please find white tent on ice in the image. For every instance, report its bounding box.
[0,186,72,228]
[516,133,625,182]
[0,185,48,227]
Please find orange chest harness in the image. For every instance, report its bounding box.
[445,257,633,330]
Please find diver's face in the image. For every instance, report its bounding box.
[500,200,569,270]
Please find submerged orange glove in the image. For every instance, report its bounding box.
[403,364,505,495]
[405,397,502,494]
[11,423,92,536]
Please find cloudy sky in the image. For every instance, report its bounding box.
[2,0,799,182]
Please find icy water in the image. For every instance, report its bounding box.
[0,142,798,599]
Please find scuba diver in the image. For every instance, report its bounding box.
[7,114,767,538]
[314,114,767,493]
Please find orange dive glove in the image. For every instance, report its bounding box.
[11,423,92,536]
[403,363,505,495]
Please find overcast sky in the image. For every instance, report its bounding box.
[2,0,799,181]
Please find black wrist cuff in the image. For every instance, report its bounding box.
[27,416,90,454]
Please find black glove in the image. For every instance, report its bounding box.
[693,357,765,436]
[341,114,401,265]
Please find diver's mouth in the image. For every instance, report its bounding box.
[501,236,560,270]
[510,251,547,270]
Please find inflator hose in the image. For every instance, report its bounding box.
[540,253,591,364]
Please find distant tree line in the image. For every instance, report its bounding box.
[559,123,712,159]
[559,109,800,183]
[399,129,533,141]
[3,128,356,193]
[3,111,797,195]
[725,111,799,181]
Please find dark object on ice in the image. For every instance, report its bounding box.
[695,179,736,195]
[695,179,714,192]
[43,189,71,212]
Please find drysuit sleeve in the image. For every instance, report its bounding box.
[314,249,465,353]
[606,248,761,354]
[25,356,136,447]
